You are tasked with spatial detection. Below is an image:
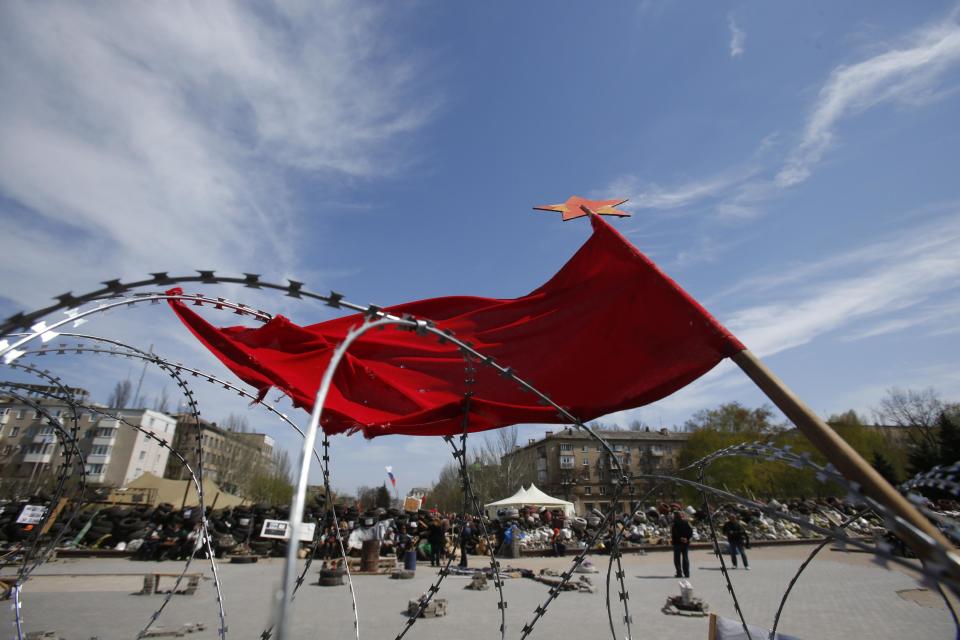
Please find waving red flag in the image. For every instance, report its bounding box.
[168,214,744,438]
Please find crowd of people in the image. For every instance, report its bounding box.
[28,493,892,568]
[312,502,763,572]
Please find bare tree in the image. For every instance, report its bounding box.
[875,387,943,449]
[246,449,293,505]
[216,416,266,496]
[223,413,250,433]
[152,386,170,414]
[107,379,132,409]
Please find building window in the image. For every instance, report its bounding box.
[139,451,146,460]
[582,458,589,466]
[15,410,25,419]
[84,430,94,439]
[38,426,55,436]
[581,444,589,452]
[584,486,592,495]
[95,427,116,438]
[585,502,594,511]
[559,455,575,469]
[559,443,573,452]
[599,486,607,495]
[85,463,104,474]
[11,427,19,437]
[91,445,111,455]
[32,410,41,419]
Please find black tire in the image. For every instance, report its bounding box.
[229,555,258,564]
[318,576,343,586]
[117,517,145,531]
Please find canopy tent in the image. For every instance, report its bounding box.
[484,484,575,518]
[125,472,245,509]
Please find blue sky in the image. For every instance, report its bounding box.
[2,1,960,495]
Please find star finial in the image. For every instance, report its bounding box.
[533,196,630,221]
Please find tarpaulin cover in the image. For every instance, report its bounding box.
[168,214,744,438]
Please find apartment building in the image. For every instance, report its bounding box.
[164,415,276,496]
[502,426,690,514]
[0,385,176,493]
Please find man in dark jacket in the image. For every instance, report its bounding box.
[722,514,749,569]
[671,511,693,578]
[427,518,445,567]
[458,516,473,568]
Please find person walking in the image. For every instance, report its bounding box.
[722,513,750,570]
[671,511,692,579]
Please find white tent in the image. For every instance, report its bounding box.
[484,484,575,518]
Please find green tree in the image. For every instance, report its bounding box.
[937,408,960,466]
[247,449,293,505]
[683,402,784,435]
[375,483,392,509]
[872,451,899,485]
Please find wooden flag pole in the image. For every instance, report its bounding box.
[731,349,954,551]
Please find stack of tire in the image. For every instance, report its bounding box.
[318,564,345,586]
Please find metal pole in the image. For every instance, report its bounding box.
[731,348,953,551]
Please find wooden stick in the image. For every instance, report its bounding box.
[731,349,953,551]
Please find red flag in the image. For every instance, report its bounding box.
[168,214,743,438]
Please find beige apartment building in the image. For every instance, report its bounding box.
[164,415,276,497]
[503,426,690,514]
[0,385,176,494]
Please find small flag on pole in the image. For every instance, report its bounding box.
[385,466,396,488]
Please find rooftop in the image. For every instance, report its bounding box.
[510,426,690,455]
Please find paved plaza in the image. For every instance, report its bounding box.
[2,544,953,639]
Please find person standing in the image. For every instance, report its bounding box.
[458,516,472,568]
[722,513,750,570]
[671,511,692,579]
[427,518,444,567]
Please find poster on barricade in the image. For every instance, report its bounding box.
[17,505,47,525]
[259,519,316,542]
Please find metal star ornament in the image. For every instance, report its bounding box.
[533,196,630,221]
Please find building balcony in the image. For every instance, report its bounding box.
[86,454,112,465]
[92,436,116,447]
[33,434,57,445]
[23,452,54,464]
[85,473,106,483]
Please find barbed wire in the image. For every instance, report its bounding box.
[2,273,958,640]
[10,332,361,640]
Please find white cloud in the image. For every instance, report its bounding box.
[724,210,960,357]
[0,1,435,308]
[777,17,960,187]
[728,16,746,58]
[608,168,756,211]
